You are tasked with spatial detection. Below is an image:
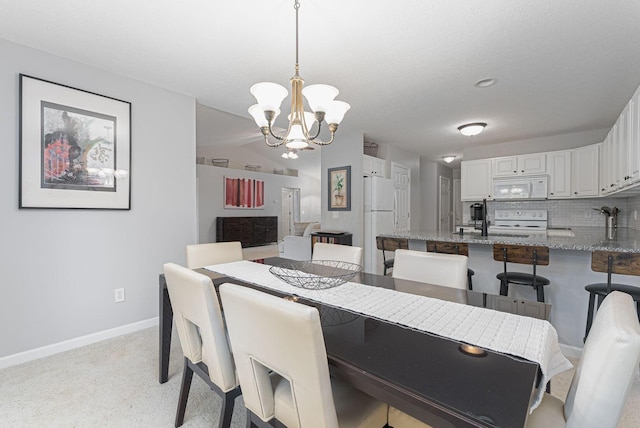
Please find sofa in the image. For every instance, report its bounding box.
[278,222,321,260]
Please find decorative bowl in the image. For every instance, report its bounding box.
[269,260,363,289]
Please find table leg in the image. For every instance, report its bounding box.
[159,274,173,384]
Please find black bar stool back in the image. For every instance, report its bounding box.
[376,237,408,276]
[584,251,640,342]
[426,241,475,290]
[493,244,550,302]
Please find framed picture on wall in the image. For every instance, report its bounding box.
[19,74,131,209]
[328,165,351,211]
[224,176,265,209]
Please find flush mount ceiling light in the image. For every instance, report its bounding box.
[474,78,497,88]
[248,0,350,150]
[442,156,456,164]
[458,123,487,137]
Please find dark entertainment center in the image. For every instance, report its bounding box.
[216,216,278,248]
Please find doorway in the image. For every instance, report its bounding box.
[438,176,451,232]
[280,188,300,240]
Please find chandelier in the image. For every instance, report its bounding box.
[248,0,350,150]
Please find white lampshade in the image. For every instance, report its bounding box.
[325,101,351,125]
[458,123,486,136]
[302,84,339,113]
[442,156,455,164]
[288,150,299,159]
[249,104,268,127]
[285,124,309,149]
[281,152,289,158]
[250,82,288,112]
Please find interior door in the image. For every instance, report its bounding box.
[453,178,462,228]
[280,188,294,240]
[391,163,410,232]
[439,176,451,232]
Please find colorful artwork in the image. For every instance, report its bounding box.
[328,166,351,211]
[224,177,265,209]
[20,75,131,209]
[42,102,117,191]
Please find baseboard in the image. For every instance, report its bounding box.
[0,317,158,370]
[559,343,583,360]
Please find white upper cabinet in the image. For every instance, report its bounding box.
[547,151,571,198]
[363,155,387,177]
[492,153,546,177]
[626,88,640,185]
[572,144,599,197]
[461,159,492,201]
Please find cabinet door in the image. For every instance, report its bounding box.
[629,89,640,184]
[547,151,571,198]
[572,144,599,197]
[373,157,387,177]
[492,157,518,176]
[461,159,492,201]
[519,153,546,174]
[363,155,373,176]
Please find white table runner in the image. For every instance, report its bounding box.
[206,260,572,411]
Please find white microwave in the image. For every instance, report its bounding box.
[493,176,548,200]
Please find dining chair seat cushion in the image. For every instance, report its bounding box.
[525,393,565,428]
[388,406,432,427]
[392,249,468,290]
[496,272,550,286]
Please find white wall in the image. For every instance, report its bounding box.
[321,132,365,246]
[462,128,609,161]
[196,165,320,243]
[0,39,196,359]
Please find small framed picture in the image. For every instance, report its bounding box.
[328,165,351,211]
[19,74,131,209]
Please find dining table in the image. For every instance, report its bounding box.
[158,257,562,428]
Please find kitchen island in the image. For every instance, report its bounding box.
[378,227,640,351]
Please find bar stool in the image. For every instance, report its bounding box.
[426,241,475,290]
[376,237,408,276]
[494,244,550,303]
[584,251,640,342]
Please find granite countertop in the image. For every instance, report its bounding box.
[380,227,640,253]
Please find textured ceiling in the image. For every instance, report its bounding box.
[2,0,640,165]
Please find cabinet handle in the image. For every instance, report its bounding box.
[625,176,631,180]
[550,192,554,195]
[521,170,524,173]
[514,170,517,173]
[610,184,615,187]
[574,191,578,195]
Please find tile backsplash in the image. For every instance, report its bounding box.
[462,196,640,229]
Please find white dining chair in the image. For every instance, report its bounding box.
[185,241,243,269]
[526,290,640,428]
[312,242,363,265]
[392,249,468,289]
[219,283,388,428]
[163,263,240,428]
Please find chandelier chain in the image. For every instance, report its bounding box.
[294,0,300,67]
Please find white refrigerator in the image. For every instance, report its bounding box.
[363,176,396,274]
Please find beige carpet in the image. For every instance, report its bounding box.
[1,326,639,427]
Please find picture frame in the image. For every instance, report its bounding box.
[328,165,351,211]
[19,74,131,209]
[224,176,265,209]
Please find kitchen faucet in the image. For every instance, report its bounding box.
[481,199,488,236]
[593,206,619,230]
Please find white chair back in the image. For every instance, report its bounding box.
[312,243,363,265]
[563,291,640,428]
[392,249,468,289]
[185,241,243,269]
[219,283,340,428]
[162,263,238,392]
